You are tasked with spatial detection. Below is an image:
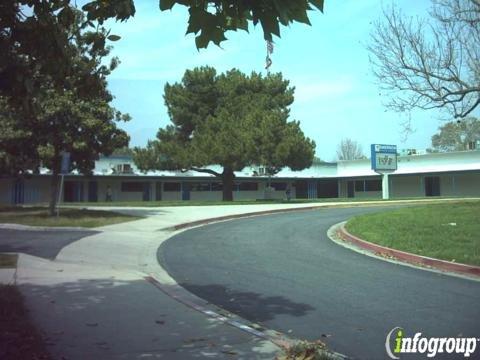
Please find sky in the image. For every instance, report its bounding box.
[104,0,461,161]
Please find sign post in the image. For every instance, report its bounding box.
[370,144,397,200]
[56,152,70,217]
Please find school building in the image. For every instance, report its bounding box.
[1,149,479,205]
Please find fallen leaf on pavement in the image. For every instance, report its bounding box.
[221,350,237,355]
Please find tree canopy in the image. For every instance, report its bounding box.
[0,9,130,214]
[368,0,480,119]
[133,67,315,201]
[431,117,480,152]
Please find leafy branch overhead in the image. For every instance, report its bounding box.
[159,0,325,48]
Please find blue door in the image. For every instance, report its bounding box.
[143,182,150,201]
[88,181,98,202]
[182,183,190,200]
[307,181,317,199]
[12,179,24,204]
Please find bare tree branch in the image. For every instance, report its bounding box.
[336,138,365,160]
[368,0,480,119]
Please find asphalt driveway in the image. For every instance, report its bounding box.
[0,228,98,260]
[159,206,480,359]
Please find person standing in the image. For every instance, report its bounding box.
[285,186,291,201]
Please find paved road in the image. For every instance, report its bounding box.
[159,206,480,359]
[0,229,97,259]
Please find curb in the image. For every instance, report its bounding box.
[165,198,480,231]
[145,275,347,359]
[167,205,323,231]
[145,276,293,349]
[0,223,100,232]
[338,223,480,278]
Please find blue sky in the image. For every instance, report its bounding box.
[105,0,456,161]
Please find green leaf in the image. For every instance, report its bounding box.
[195,33,210,49]
[260,14,281,39]
[290,6,311,25]
[309,0,325,12]
[159,0,177,11]
[107,34,121,41]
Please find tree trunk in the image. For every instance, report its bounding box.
[222,167,234,201]
[48,156,61,216]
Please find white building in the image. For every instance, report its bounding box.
[1,150,479,204]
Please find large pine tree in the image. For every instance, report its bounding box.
[134,67,315,201]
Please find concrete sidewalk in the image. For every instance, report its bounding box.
[7,203,331,360]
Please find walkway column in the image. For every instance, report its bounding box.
[382,173,390,200]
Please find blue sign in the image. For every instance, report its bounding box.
[60,152,71,174]
[371,144,397,171]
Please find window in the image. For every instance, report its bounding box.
[355,180,364,192]
[164,182,181,191]
[354,179,382,192]
[116,163,133,174]
[121,182,144,192]
[365,179,381,191]
[238,182,258,191]
[271,182,287,191]
[211,182,223,191]
[190,183,211,191]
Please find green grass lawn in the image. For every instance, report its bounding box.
[0,254,18,268]
[345,201,480,266]
[0,207,141,228]
[64,196,472,207]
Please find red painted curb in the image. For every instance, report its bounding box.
[338,224,480,277]
[169,205,323,230]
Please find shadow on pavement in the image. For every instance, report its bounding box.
[179,283,315,323]
[0,229,98,260]
[18,277,279,360]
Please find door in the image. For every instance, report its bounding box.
[294,181,308,199]
[182,183,190,201]
[64,181,83,202]
[12,179,24,204]
[317,179,338,198]
[88,181,98,202]
[143,182,150,201]
[307,181,318,199]
[425,176,440,196]
[347,181,355,198]
[155,182,162,201]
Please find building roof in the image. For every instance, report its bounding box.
[35,149,480,179]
